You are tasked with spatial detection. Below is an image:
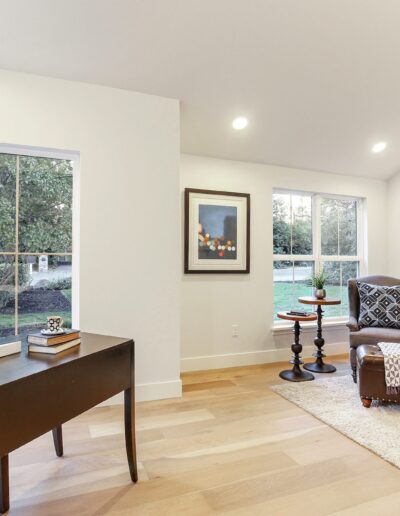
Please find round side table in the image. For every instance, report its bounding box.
[277,311,317,382]
[298,296,341,373]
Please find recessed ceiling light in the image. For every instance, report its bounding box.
[371,141,387,153]
[232,117,248,130]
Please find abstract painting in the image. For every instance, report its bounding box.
[184,189,250,273]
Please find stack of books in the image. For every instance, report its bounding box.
[28,329,81,354]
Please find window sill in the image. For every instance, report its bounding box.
[271,317,348,335]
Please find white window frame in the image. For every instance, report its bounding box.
[0,144,80,334]
[273,188,365,323]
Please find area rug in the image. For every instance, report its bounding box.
[271,375,400,469]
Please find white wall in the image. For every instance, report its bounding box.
[0,70,181,401]
[387,170,400,278]
[181,154,388,371]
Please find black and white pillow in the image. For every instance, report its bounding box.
[357,282,400,329]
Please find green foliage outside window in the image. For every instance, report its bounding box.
[0,153,73,336]
[19,156,73,253]
[273,194,312,259]
[0,261,30,309]
[0,155,16,251]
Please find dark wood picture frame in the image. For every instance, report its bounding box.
[184,188,250,274]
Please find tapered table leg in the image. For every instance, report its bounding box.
[0,455,9,514]
[124,342,138,483]
[52,426,63,457]
[303,305,336,373]
[124,388,138,482]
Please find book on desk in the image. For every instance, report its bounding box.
[27,329,81,354]
[28,338,81,354]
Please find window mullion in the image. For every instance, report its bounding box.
[320,255,360,261]
[290,194,293,255]
[313,194,321,271]
[337,200,340,257]
[357,199,365,275]
[14,155,20,336]
[273,254,314,261]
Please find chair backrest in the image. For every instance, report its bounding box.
[348,275,400,320]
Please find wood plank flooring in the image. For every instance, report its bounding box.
[8,355,400,515]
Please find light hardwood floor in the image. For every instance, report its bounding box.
[8,355,400,515]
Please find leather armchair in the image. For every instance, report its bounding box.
[347,275,400,382]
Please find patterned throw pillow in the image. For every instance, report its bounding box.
[357,282,400,329]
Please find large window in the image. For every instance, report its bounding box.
[0,152,74,337]
[273,190,363,320]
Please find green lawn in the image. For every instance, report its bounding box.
[274,282,348,319]
[0,311,72,331]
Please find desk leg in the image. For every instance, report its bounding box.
[0,455,9,514]
[124,387,138,482]
[52,426,63,457]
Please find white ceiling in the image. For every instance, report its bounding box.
[1,0,400,179]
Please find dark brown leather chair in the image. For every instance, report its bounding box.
[357,344,400,407]
[347,275,400,382]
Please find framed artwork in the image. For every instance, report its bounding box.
[184,188,250,273]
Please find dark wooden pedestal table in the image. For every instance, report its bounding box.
[277,312,317,382]
[298,296,341,373]
[0,333,138,514]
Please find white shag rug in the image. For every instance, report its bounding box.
[271,375,400,469]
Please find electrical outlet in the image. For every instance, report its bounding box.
[232,324,239,337]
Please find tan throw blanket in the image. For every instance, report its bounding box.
[378,342,400,395]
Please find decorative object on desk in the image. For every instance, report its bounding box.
[277,311,317,382]
[46,315,64,333]
[29,338,81,354]
[315,289,326,300]
[28,327,81,354]
[41,328,65,335]
[28,329,80,346]
[298,296,341,373]
[184,188,250,273]
[0,335,22,358]
[310,269,327,299]
[287,310,313,317]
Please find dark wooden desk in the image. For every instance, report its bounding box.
[0,332,137,513]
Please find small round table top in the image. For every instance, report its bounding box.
[298,296,342,306]
[277,311,317,322]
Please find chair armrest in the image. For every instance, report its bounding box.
[346,316,359,332]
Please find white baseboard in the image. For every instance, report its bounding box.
[98,379,182,406]
[136,379,182,402]
[99,343,348,405]
[181,342,348,372]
